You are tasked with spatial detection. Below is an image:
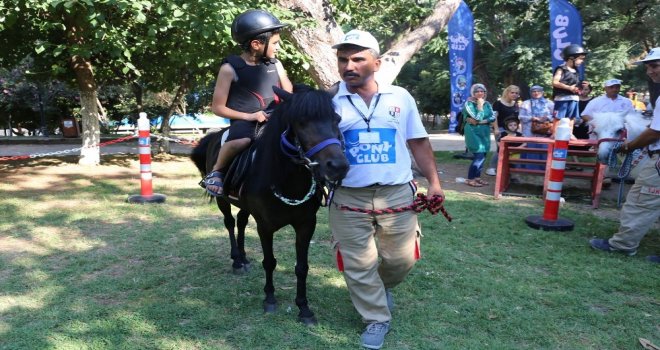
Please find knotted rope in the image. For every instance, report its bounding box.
[608,142,644,207]
[339,193,452,222]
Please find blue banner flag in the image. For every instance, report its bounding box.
[549,0,584,79]
[447,0,473,133]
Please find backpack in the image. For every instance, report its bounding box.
[456,111,465,135]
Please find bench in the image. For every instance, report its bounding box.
[493,136,607,208]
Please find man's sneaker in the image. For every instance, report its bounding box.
[647,255,660,264]
[589,238,637,256]
[361,322,390,350]
[385,288,394,312]
[485,168,496,176]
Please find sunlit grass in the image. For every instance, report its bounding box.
[0,154,658,349]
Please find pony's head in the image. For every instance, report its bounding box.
[589,110,649,163]
[260,85,349,182]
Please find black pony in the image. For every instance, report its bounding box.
[190,85,349,325]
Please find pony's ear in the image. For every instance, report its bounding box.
[273,85,293,101]
[292,84,313,93]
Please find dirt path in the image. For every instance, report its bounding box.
[425,159,631,223]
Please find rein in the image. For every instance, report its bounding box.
[339,193,452,222]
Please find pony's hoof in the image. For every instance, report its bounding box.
[232,264,250,275]
[263,301,277,314]
[298,315,318,326]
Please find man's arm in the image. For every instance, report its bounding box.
[407,138,444,198]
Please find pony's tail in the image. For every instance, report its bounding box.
[190,131,219,176]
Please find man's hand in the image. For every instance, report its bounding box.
[618,142,631,154]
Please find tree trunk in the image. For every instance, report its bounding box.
[132,82,144,114]
[276,0,344,89]
[71,54,101,166]
[158,74,189,154]
[376,0,461,85]
[278,0,461,87]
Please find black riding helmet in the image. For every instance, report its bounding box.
[231,9,287,60]
[561,44,588,59]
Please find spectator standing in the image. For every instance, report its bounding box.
[574,81,594,140]
[485,85,521,176]
[589,47,660,263]
[518,85,554,169]
[462,83,497,187]
[328,29,444,349]
[581,79,636,181]
[626,88,647,111]
[580,79,634,122]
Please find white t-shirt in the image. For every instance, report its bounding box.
[333,82,427,187]
[581,94,634,117]
[649,96,660,152]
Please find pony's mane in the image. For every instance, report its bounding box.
[589,111,625,137]
[254,87,336,186]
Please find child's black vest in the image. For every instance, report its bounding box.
[224,55,281,114]
[552,64,579,99]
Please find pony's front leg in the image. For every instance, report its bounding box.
[294,221,317,326]
[258,228,277,313]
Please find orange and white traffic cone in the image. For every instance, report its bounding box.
[525,118,574,231]
[127,112,167,204]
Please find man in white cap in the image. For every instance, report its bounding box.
[328,29,444,349]
[590,47,660,263]
[580,78,634,123]
[580,79,636,181]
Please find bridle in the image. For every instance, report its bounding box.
[273,125,344,206]
[279,126,344,169]
[593,127,627,147]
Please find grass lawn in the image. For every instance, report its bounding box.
[0,154,658,350]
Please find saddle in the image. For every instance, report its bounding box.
[223,144,256,199]
[221,123,265,199]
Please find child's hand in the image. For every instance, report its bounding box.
[249,111,268,123]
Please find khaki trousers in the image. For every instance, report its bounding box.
[329,184,420,324]
[609,153,660,251]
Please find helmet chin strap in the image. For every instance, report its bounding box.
[260,32,273,64]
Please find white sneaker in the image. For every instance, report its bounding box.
[485,168,496,176]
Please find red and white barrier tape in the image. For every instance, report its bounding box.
[0,133,200,163]
[0,134,136,162]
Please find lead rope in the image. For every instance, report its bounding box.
[608,143,644,208]
[339,193,452,222]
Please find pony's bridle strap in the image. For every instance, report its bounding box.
[280,127,342,163]
[596,128,627,147]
